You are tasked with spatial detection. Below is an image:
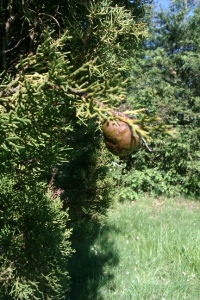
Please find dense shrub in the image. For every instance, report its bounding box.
[0,173,72,299]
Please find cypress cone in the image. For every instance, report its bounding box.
[102,120,140,156]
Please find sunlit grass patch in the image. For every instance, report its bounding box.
[68,196,200,299]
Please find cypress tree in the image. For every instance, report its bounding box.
[1,1,166,298]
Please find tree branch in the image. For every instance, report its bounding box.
[2,8,22,69]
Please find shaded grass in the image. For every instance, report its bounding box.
[67,197,200,299]
[67,220,119,300]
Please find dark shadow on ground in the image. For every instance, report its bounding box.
[66,221,119,300]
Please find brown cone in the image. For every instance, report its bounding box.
[102,120,140,156]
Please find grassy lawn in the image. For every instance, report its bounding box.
[67,196,200,300]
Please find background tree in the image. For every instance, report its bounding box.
[115,0,200,199]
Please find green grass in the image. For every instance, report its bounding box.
[67,197,200,300]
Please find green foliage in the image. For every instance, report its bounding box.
[0,0,148,72]
[113,0,200,198]
[54,135,115,222]
[0,174,72,299]
[0,29,127,174]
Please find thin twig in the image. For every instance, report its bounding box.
[39,13,61,36]
[2,8,22,69]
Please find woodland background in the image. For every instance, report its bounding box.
[0,0,200,299]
